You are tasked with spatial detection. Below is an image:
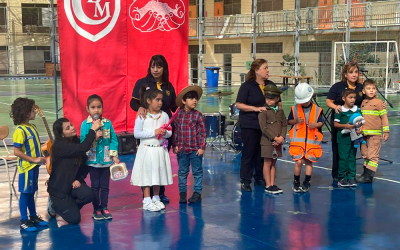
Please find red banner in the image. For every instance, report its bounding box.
[58,0,188,134]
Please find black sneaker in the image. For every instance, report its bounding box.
[179,192,187,203]
[273,185,283,194]
[292,181,302,193]
[264,186,273,194]
[338,179,350,187]
[30,215,48,226]
[102,209,113,220]
[254,179,266,187]
[348,179,357,187]
[160,195,170,203]
[47,198,56,218]
[20,220,37,232]
[266,186,281,195]
[188,192,202,203]
[92,210,104,220]
[241,183,252,192]
[301,181,311,192]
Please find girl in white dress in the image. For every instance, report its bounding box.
[131,86,173,212]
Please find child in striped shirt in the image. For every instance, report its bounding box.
[10,98,48,232]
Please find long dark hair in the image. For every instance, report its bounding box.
[139,84,163,109]
[10,97,35,125]
[53,117,79,143]
[246,58,268,82]
[147,54,170,87]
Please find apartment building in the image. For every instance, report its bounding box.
[0,0,399,86]
[188,0,400,85]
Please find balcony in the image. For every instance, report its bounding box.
[189,1,400,39]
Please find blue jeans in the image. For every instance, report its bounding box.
[177,151,203,194]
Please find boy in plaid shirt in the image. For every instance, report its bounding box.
[173,86,206,203]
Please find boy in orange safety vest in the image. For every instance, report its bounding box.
[288,83,324,192]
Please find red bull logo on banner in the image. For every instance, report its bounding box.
[129,0,185,32]
[64,0,121,42]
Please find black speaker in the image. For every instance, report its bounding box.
[117,132,137,155]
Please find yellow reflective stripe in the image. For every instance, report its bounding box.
[382,126,389,131]
[366,161,378,168]
[361,110,380,115]
[379,109,387,116]
[363,130,382,135]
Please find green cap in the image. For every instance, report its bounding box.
[264,84,282,98]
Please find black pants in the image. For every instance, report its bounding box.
[50,183,93,224]
[89,167,110,210]
[240,128,264,184]
[330,114,339,179]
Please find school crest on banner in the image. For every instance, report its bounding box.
[64,0,121,42]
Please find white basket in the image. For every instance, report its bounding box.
[110,163,128,181]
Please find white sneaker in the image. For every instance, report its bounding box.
[153,200,165,210]
[143,202,161,212]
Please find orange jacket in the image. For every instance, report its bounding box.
[288,104,323,162]
[361,97,389,135]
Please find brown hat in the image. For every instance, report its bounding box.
[264,84,282,98]
[176,86,203,107]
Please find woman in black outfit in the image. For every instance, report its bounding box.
[130,54,177,202]
[326,62,364,181]
[47,118,101,224]
[236,58,276,192]
[326,62,386,180]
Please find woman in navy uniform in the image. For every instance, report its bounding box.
[326,62,364,181]
[130,54,177,202]
[236,58,276,192]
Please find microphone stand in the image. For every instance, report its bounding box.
[358,70,393,163]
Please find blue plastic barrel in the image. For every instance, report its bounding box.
[205,67,221,87]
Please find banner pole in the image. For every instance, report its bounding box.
[199,0,203,87]
[50,0,58,120]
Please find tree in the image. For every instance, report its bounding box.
[281,54,306,77]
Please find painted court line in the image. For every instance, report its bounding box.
[277,158,400,184]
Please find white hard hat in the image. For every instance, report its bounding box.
[294,83,314,104]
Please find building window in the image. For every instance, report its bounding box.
[300,41,331,53]
[0,46,7,74]
[224,0,241,15]
[189,45,206,54]
[0,3,6,33]
[257,0,283,12]
[214,44,241,54]
[22,4,57,33]
[300,0,319,8]
[251,43,283,53]
[23,46,51,74]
